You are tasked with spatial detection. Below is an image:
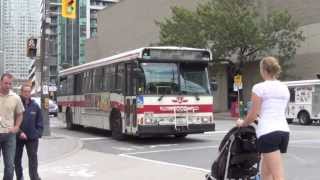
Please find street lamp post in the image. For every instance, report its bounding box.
[39,0,50,136]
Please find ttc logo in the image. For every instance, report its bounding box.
[172,96,188,104]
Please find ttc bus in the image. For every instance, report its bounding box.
[58,47,216,139]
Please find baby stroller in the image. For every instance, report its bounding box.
[206,126,260,180]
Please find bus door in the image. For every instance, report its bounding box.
[125,63,137,134]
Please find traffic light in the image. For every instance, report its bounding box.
[26,38,37,58]
[62,0,76,19]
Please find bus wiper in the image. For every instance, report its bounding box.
[158,94,165,101]
[193,93,200,101]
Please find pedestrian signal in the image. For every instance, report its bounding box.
[62,0,76,19]
[26,38,37,58]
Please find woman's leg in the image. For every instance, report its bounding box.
[262,150,285,180]
[261,154,273,180]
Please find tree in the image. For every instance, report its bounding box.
[156,6,207,48]
[157,0,305,78]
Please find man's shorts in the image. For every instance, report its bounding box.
[257,131,290,153]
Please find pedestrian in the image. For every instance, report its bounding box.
[0,73,25,180]
[15,84,43,180]
[236,56,290,180]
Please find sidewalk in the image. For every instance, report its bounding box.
[38,149,206,180]
[0,118,208,180]
[0,130,82,179]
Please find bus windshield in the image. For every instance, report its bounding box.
[139,62,210,95]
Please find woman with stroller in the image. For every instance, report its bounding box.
[236,56,290,180]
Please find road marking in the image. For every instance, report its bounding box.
[112,146,136,151]
[149,144,178,148]
[286,153,315,165]
[120,145,218,155]
[80,137,107,141]
[290,139,320,143]
[204,130,228,134]
[119,154,210,173]
[39,163,96,178]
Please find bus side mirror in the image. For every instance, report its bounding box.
[210,81,218,91]
[316,73,320,79]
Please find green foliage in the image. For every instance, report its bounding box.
[156,7,207,48]
[157,0,305,72]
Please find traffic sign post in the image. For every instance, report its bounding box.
[234,75,244,118]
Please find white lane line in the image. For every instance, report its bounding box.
[290,139,320,143]
[120,145,218,155]
[80,137,107,141]
[204,130,228,134]
[149,144,178,148]
[112,147,136,151]
[286,153,313,165]
[119,154,210,173]
[289,145,320,149]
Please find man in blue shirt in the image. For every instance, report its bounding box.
[15,84,43,180]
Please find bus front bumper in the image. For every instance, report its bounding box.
[136,124,215,137]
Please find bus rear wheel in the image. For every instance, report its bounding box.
[298,111,312,125]
[111,112,125,140]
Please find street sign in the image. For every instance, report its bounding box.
[233,75,243,91]
[48,85,57,92]
[43,85,49,95]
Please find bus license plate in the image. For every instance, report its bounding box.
[176,118,187,126]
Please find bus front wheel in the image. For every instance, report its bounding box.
[174,134,188,138]
[111,112,125,140]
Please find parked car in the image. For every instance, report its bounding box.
[31,97,58,117]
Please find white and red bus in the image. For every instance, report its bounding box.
[58,46,216,139]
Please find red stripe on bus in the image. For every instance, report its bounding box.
[137,104,213,114]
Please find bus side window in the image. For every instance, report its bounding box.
[289,88,295,102]
[115,63,125,94]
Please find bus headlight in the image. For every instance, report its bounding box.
[201,116,210,123]
[158,117,175,125]
[189,116,212,124]
[189,116,201,124]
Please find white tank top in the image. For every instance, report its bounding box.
[252,80,290,137]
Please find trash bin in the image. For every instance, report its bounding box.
[230,101,239,117]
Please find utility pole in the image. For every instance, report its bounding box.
[40,0,50,136]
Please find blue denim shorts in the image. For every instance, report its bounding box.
[257,131,289,153]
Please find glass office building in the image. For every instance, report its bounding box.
[0,0,40,80]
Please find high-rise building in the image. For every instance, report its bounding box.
[58,0,119,69]
[0,0,40,80]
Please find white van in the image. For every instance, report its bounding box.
[284,79,320,125]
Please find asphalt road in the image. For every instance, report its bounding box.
[52,118,320,180]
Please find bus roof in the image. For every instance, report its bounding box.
[59,46,212,76]
[283,79,320,87]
